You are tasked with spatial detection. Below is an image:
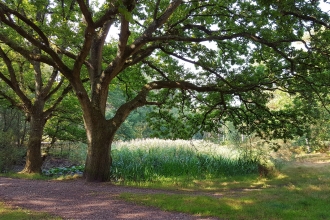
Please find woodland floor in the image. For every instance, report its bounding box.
[0,177,219,220]
[1,152,329,220]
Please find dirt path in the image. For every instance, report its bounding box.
[0,177,218,220]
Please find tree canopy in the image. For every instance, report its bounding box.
[0,0,329,181]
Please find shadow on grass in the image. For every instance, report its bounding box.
[0,202,60,220]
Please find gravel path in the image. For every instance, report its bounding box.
[0,177,218,219]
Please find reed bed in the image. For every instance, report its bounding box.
[110,138,259,182]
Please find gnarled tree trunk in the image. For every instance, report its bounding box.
[82,106,115,181]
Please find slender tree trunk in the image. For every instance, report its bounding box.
[20,110,46,174]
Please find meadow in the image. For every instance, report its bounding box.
[119,153,330,219]
[1,138,330,219]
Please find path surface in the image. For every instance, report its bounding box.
[0,177,218,220]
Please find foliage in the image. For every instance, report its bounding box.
[44,92,87,144]
[42,165,84,177]
[106,87,153,140]
[0,131,25,173]
[0,100,27,172]
[0,101,28,147]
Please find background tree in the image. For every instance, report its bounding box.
[0,0,329,181]
[0,46,72,173]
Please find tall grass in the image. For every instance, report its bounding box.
[119,154,330,219]
[110,139,259,182]
[41,139,263,181]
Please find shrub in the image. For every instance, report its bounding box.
[42,165,84,177]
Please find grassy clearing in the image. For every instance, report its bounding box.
[119,153,330,219]
[0,202,60,220]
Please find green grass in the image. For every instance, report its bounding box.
[119,154,330,219]
[0,202,60,220]
[111,139,260,182]
[0,172,51,180]
[0,171,82,181]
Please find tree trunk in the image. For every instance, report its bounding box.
[20,112,46,174]
[80,82,149,182]
[83,112,114,182]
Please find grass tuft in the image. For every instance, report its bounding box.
[0,202,60,220]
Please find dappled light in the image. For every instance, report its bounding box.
[0,0,330,218]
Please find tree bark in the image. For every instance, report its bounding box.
[20,110,46,174]
[83,111,114,182]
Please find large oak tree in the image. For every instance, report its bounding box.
[0,0,329,181]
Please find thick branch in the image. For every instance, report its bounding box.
[153,0,161,20]
[94,6,118,28]
[281,11,330,29]
[0,48,32,109]
[72,24,94,78]
[108,79,222,130]
[148,32,299,45]
[0,6,68,70]
[76,0,94,27]
[123,0,183,59]
[104,0,183,81]
[123,44,159,68]
[0,3,49,46]
[116,14,131,62]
